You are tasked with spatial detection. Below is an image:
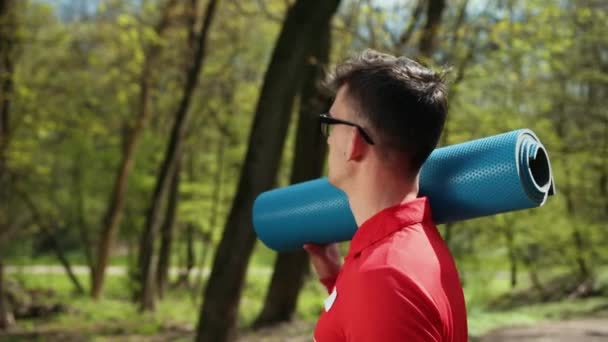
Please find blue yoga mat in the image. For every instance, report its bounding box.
[253,129,555,252]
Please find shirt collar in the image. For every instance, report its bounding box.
[345,197,433,260]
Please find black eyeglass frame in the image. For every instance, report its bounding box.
[319,113,375,145]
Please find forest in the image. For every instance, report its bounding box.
[0,0,606,341]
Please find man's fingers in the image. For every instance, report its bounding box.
[304,243,342,280]
[303,243,323,255]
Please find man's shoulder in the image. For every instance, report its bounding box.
[352,263,425,296]
[348,264,444,321]
[360,222,443,272]
[356,221,463,301]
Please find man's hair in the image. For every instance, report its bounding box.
[327,49,448,171]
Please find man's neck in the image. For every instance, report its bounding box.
[344,167,419,227]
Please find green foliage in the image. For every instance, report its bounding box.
[1,0,607,338]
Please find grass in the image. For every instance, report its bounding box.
[1,268,326,340]
[8,252,130,269]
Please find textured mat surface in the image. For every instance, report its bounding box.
[253,129,555,252]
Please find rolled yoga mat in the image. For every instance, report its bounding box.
[253,129,555,252]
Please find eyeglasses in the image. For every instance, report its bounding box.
[319,113,375,145]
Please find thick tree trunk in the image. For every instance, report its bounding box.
[253,253,310,329]
[195,1,341,341]
[91,0,178,299]
[418,0,446,59]
[136,0,219,312]
[252,20,331,330]
[156,157,181,299]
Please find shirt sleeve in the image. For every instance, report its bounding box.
[343,267,443,341]
[320,274,337,294]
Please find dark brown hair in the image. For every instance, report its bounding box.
[327,49,448,171]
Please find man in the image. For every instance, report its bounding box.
[304,50,468,341]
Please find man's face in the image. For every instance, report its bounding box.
[327,86,356,189]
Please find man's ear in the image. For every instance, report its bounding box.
[346,128,367,161]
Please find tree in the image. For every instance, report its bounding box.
[396,0,425,52]
[16,190,85,294]
[194,130,227,293]
[195,0,341,340]
[0,0,17,330]
[253,20,332,329]
[419,0,447,59]
[136,0,219,312]
[0,0,15,155]
[155,157,181,299]
[91,0,179,299]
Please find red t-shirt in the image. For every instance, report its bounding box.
[314,197,468,341]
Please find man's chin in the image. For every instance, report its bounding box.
[327,173,335,184]
[327,174,342,190]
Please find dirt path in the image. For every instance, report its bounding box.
[478,318,608,342]
[236,318,608,341]
[238,318,608,342]
[3,319,608,341]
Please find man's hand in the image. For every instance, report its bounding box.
[303,243,342,280]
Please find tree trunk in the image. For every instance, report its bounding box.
[442,223,453,248]
[556,111,591,281]
[73,161,93,270]
[195,1,341,340]
[253,20,332,330]
[522,243,545,297]
[156,157,181,299]
[91,0,178,299]
[175,222,195,287]
[0,0,16,155]
[176,155,199,288]
[528,266,545,297]
[44,226,86,295]
[418,0,446,59]
[505,226,518,289]
[0,262,14,330]
[192,135,226,299]
[0,1,16,329]
[17,191,85,294]
[136,0,219,312]
[396,0,425,52]
[601,164,608,224]
[195,136,226,290]
[567,194,590,280]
